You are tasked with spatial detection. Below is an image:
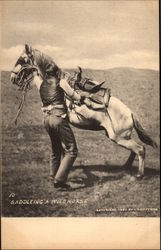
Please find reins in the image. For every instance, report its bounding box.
[14,64,38,125]
[14,83,28,125]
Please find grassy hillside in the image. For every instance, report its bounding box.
[1,68,160,217]
[1,67,159,132]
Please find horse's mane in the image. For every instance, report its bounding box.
[33,49,44,63]
[33,48,54,63]
[33,48,61,78]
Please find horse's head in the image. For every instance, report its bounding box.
[10,44,38,90]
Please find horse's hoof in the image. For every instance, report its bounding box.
[135,174,144,180]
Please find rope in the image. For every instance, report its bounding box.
[13,55,40,123]
[14,82,28,125]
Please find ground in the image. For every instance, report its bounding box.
[1,68,160,217]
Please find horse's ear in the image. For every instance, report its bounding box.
[25,44,30,54]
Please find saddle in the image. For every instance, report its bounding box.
[68,67,111,110]
[76,77,105,93]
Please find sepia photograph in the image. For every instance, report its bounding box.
[1,0,160,248]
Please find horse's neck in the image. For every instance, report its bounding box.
[33,49,42,69]
[32,49,44,90]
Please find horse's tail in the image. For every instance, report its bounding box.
[132,113,158,148]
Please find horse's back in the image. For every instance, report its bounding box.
[109,96,132,116]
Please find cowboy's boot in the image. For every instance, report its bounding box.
[54,154,76,184]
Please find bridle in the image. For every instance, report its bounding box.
[12,49,39,90]
[12,64,39,90]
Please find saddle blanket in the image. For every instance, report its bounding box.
[77,87,111,110]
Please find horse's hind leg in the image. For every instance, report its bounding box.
[117,138,145,178]
[124,151,136,169]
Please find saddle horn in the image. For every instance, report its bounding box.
[78,66,82,74]
[76,66,82,82]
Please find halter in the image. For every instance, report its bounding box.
[14,64,38,90]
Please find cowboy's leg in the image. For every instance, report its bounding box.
[54,117,78,183]
[44,114,62,178]
[49,129,63,178]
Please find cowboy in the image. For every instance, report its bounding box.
[37,54,86,189]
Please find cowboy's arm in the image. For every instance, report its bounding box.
[59,78,84,102]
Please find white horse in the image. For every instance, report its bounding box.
[10,44,157,179]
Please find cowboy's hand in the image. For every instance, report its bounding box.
[80,95,86,105]
[63,71,71,81]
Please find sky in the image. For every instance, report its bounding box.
[1,0,159,70]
